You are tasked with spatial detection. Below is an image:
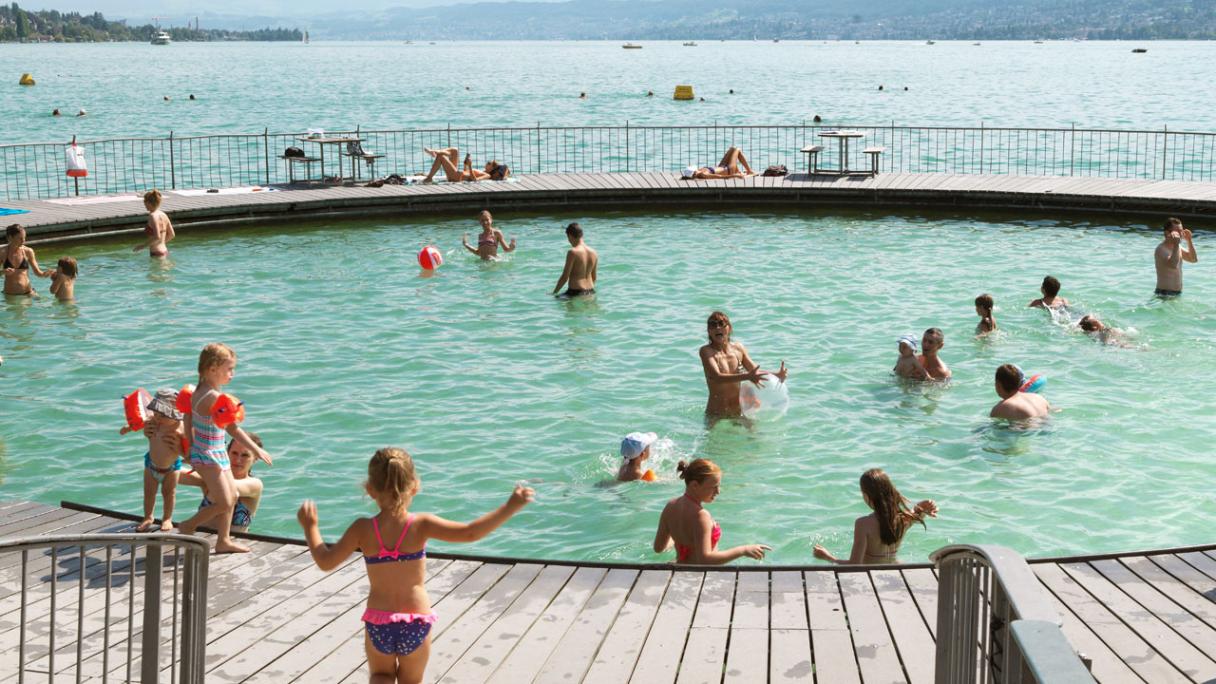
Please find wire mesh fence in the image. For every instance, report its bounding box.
[3,124,1214,201]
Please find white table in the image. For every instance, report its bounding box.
[817,130,866,175]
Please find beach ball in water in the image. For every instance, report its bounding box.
[418,245,443,270]
[739,374,790,420]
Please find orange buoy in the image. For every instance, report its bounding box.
[120,388,152,434]
[641,469,657,482]
[210,393,245,428]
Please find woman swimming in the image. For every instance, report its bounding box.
[813,468,937,565]
[653,459,769,565]
[2,224,49,296]
[461,210,516,260]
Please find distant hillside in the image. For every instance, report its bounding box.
[0,4,302,42]
[304,0,1216,40]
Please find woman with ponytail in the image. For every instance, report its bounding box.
[813,468,938,565]
[653,458,770,565]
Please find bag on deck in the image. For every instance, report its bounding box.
[284,146,305,158]
[762,164,788,177]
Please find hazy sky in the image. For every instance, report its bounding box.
[20,0,564,17]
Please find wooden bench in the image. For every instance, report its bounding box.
[863,146,886,176]
[280,155,321,183]
[800,145,824,174]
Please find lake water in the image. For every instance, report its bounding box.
[3,40,1216,143]
[2,209,1214,564]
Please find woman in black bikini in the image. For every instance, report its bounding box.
[684,146,756,180]
[3,224,49,296]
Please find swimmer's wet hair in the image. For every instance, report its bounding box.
[1079,315,1100,332]
[995,363,1023,394]
[859,468,925,546]
[144,189,162,209]
[923,327,944,344]
[197,342,236,375]
[1163,217,1182,231]
[677,458,721,484]
[565,222,583,239]
[367,447,417,511]
[58,256,77,278]
[974,293,993,313]
[6,224,24,240]
[1041,275,1061,297]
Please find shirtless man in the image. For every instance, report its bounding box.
[133,189,175,258]
[552,222,598,297]
[699,311,788,417]
[918,328,951,380]
[1028,275,1069,310]
[990,364,1050,420]
[1154,217,1198,297]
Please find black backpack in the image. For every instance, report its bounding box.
[284,146,305,158]
[762,164,788,177]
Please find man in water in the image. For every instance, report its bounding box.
[918,328,951,380]
[1154,217,1198,297]
[552,222,598,297]
[699,311,787,417]
[990,364,1050,420]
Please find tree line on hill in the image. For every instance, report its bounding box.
[0,4,302,42]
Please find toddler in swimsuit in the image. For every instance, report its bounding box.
[177,343,272,554]
[48,256,77,301]
[136,389,187,532]
[297,447,533,682]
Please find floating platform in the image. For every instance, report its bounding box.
[2,501,1216,682]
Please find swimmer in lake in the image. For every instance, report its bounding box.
[1154,217,1198,297]
[1079,315,1128,346]
[1029,275,1069,310]
[918,328,950,380]
[3,224,50,296]
[990,364,1050,420]
[552,222,597,297]
[893,334,930,380]
[133,190,175,258]
[699,311,788,417]
[975,293,996,335]
[462,210,516,260]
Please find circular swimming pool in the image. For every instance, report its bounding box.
[2,209,1213,564]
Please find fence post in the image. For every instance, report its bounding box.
[141,544,163,684]
[447,123,451,149]
[264,128,271,186]
[625,120,630,173]
[1070,123,1075,176]
[535,122,541,174]
[979,121,984,174]
[1162,125,1169,180]
[169,131,176,190]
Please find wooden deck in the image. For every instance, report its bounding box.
[9,172,1216,243]
[3,503,1216,682]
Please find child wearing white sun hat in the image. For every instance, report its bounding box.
[617,431,658,482]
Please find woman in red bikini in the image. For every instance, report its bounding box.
[132,189,175,258]
[652,458,769,565]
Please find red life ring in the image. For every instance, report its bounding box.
[120,388,152,434]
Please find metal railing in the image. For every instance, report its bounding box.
[931,544,1094,684]
[0,533,209,684]
[3,123,1216,201]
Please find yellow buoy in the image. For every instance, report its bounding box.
[673,85,695,100]
[19,73,35,86]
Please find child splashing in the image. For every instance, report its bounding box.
[178,343,271,553]
[297,448,534,684]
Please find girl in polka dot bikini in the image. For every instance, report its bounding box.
[298,448,533,683]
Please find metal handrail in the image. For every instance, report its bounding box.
[0,533,209,684]
[3,122,1216,201]
[931,544,1094,684]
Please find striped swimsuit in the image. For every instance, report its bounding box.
[190,393,230,470]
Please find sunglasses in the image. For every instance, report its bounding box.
[708,320,729,329]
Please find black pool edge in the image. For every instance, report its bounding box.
[58,500,1216,574]
[23,180,1216,246]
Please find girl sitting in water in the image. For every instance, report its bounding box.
[297,448,533,684]
[133,189,175,258]
[975,293,996,335]
[653,459,769,564]
[813,468,937,565]
[3,224,50,296]
[461,210,516,260]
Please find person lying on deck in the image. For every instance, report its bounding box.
[680,146,756,180]
[422,148,510,183]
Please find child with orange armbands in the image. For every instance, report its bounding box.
[134,389,187,532]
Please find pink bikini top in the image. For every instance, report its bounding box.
[364,514,426,564]
[675,494,722,563]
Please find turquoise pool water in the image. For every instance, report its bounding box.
[2,210,1214,564]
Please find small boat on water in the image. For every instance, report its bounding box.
[1132,48,1148,53]
[682,41,697,47]
[622,43,642,49]
[151,30,171,45]
[925,40,936,45]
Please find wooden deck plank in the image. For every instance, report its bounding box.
[439,564,575,682]
[1177,551,1216,583]
[1035,563,1190,684]
[871,569,935,684]
[1114,557,1216,638]
[677,571,735,684]
[724,572,768,683]
[1061,561,1216,681]
[900,568,939,639]
[1035,577,1145,684]
[837,571,908,684]
[625,571,702,683]
[769,571,813,682]
[804,571,861,684]
[487,566,607,683]
[534,568,641,684]
[1146,555,1216,626]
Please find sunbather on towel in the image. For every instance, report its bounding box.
[681,146,756,180]
[422,148,509,183]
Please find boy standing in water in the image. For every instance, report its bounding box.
[552,222,598,297]
[918,328,951,380]
[1154,217,1198,297]
[699,311,788,417]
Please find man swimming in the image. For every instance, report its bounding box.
[1154,217,1198,297]
[552,222,598,297]
[699,311,787,417]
